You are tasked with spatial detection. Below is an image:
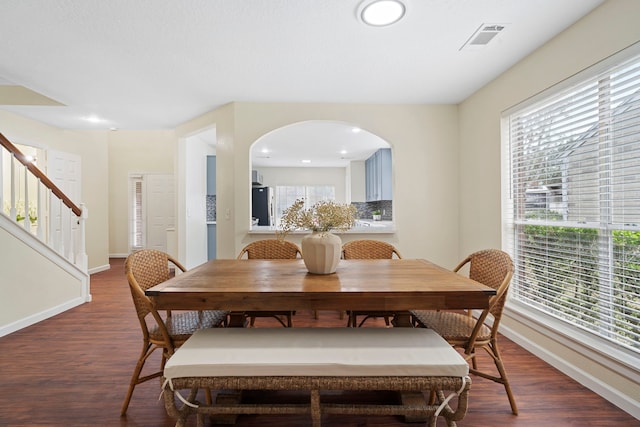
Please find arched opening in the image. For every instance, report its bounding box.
[249,120,394,228]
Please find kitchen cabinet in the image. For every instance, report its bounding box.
[207,155,216,195]
[207,223,217,260]
[365,148,392,201]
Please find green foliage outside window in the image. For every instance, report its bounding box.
[521,224,640,351]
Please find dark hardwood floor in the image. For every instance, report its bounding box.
[1,258,638,426]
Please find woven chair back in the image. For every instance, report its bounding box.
[456,249,513,323]
[342,239,402,260]
[125,249,185,320]
[237,240,301,259]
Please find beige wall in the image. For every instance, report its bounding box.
[458,0,640,416]
[178,103,460,265]
[0,221,87,334]
[107,130,177,256]
[0,111,109,271]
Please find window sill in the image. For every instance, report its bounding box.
[501,299,639,381]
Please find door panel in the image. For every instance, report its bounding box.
[47,150,81,257]
[144,174,174,252]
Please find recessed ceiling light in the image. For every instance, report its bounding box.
[84,115,106,124]
[301,159,312,164]
[340,150,348,155]
[359,0,406,27]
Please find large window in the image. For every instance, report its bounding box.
[504,50,640,355]
[274,185,335,226]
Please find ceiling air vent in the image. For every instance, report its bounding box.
[460,23,507,50]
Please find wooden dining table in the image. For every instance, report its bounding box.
[146,258,496,327]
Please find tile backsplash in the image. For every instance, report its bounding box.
[206,195,216,221]
[351,200,393,221]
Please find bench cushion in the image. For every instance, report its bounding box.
[164,327,468,379]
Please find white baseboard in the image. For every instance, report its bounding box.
[88,264,110,275]
[500,319,640,420]
[109,253,129,259]
[0,297,85,338]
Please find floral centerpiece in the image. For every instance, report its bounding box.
[277,199,357,238]
[277,199,357,274]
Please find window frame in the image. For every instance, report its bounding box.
[274,185,336,226]
[501,43,640,373]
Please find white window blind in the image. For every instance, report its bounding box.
[274,185,335,226]
[130,176,144,250]
[505,52,640,354]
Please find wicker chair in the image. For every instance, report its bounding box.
[411,249,518,415]
[121,249,228,416]
[237,240,301,327]
[342,239,402,327]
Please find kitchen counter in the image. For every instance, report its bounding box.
[249,221,395,235]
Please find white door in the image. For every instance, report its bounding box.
[144,174,175,252]
[47,150,81,258]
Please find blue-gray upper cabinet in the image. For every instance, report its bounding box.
[207,155,216,196]
[207,224,216,260]
[365,148,392,201]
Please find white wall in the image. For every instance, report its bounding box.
[458,0,640,417]
[181,133,209,269]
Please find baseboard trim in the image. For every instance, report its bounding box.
[500,317,640,420]
[109,253,129,259]
[0,297,85,338]
[89,264,110,275]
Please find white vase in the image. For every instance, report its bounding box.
[301,231,342,274]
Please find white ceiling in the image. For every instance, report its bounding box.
[0,0,604,165]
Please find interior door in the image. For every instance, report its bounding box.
[144,174,175,252]
[47,150,81,257]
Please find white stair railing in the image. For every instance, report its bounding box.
[0,133,87,272]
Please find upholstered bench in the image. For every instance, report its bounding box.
[162,327,471,427]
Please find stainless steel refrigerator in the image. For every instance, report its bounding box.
[251,186,273,226]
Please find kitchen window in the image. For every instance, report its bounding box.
[503,47,640,358]
[274,185,335,226]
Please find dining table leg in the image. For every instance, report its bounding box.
[391,311,413,328]
[227,311,248,328]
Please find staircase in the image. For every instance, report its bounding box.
[0,132,90,337]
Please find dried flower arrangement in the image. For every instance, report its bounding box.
[277,199,357,240]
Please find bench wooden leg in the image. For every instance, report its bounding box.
[311,389,321,427]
